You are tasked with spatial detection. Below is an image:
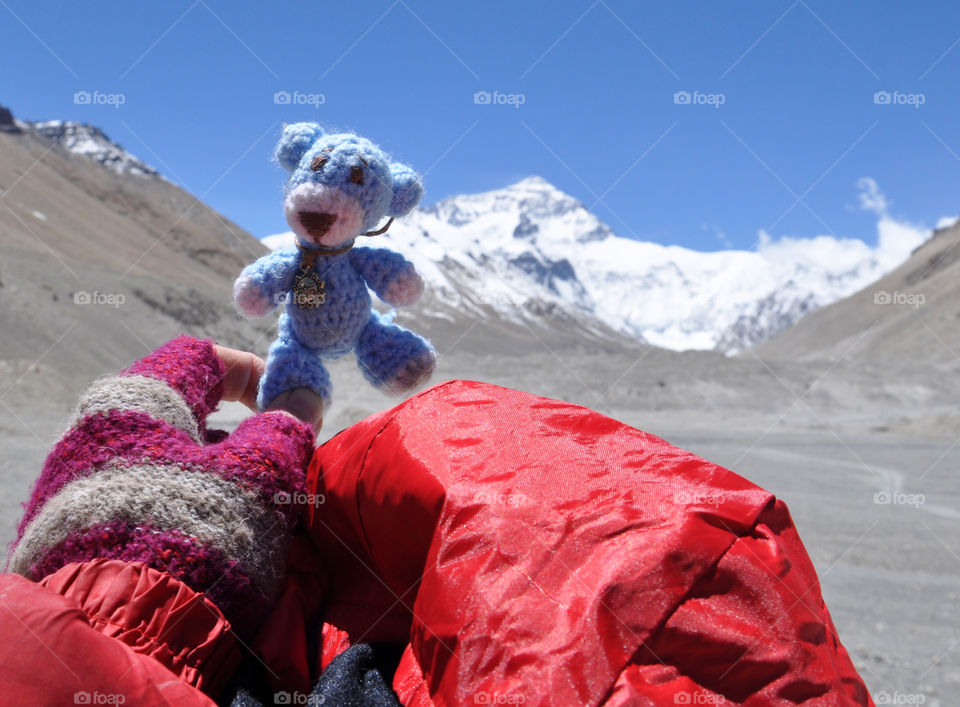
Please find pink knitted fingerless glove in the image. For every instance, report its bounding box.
[7,336,315,635]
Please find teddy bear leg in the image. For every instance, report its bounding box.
[257,314,332,411]
[355,310,437,395]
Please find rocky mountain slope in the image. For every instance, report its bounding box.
[0,104,271,403]
[757,219,960,368]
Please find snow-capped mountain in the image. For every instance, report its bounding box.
[265,176,926,353]
[28,120,158,177]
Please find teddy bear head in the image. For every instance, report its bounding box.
[274,123,423,249]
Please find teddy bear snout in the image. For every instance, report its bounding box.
[284,182,364,247]
[299,211,337,238]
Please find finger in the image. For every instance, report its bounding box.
[214,345,265,412]
[264,387,325,435]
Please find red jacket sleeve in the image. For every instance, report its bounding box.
[0,559,238,705]
[304,380,873,706]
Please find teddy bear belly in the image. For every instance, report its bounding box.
[285,284,372,355]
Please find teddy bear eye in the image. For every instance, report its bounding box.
[350,166,364,185]
[310,147,334,172]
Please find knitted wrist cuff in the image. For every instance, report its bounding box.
[121,336,225,438]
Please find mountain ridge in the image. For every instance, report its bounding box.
[1,103,937,371]
[0,103,271,400]
[266,176,927,353]
[30,120,159,177]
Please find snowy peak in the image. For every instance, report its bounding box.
[28,120,158,178]
[509,175,556,191]
[266,178,927,354]
[421,176,613,247]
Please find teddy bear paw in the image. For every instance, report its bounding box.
[383,269,424,307]
[380,349,436,395]
[234,274,277,317]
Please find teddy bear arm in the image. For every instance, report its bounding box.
[234,250,298,318]
[350,247,423,307]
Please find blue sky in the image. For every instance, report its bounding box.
[3,0,959,249]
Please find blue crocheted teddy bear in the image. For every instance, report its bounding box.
[234,123,436,412]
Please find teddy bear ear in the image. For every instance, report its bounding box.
[388,163,423,217]
[274,123,325,172]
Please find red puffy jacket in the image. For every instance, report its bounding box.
[0,381,873,706]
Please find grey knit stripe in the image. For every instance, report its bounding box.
[70,375,202,442]
[9,463,289,593]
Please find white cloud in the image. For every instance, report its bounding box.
[853,177,928,264]
[756,230,873,273]
[936,215,959,230]
[857,176,890,216]
[756,178,929,289]
[262,232,296,250]
[855,178,927,266]
[875,215,927,268]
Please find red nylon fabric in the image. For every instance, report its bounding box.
[305,380,873,706]
[39,559,242,696]
[0,563,223,705]
[251,533,328,696]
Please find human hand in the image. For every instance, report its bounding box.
[214,344,324,434]
[9,336,316,635]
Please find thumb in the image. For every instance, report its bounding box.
[214,345,265,412]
